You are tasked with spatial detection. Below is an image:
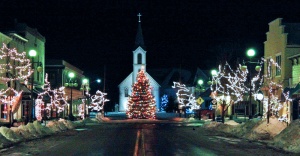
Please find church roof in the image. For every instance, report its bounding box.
[134,13,146,50]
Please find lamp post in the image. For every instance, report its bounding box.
[208,69,218,121]
[197,79,204,120]
[64,72,77,121]
[247,49,256,119]
[81,78,101,118]
[28,50,43,122]
[81,78,89,118]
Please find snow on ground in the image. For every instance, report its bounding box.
[272,119,300,153]
[0,119,77,149]
[204,116,300,153]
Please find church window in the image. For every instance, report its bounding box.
[137,53,142,64]
[125,88,129,97]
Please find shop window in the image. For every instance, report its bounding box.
[0,104,7,119]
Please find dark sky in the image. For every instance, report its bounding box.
[1,0,300,104]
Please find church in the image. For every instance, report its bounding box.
[118,13,160,112]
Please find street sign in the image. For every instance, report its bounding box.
[212,99,217,104]
[197,97,204,105]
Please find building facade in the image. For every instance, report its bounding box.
[264,18,300,122]
[0,21,46,125]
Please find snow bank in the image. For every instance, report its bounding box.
[46,120,63,132]
[46,119,77,132]
[26,123,41,138]
[0,119,78,150]
[58,118,75,129]
[204,117,287,141]
[33,121,55,136]
[0,132,13,149]
[0,126,23,143]
[12,125,36,140]
[272,119,300,153]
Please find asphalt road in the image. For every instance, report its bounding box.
[1,123,297,156]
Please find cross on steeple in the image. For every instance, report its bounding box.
[137,13,142,22]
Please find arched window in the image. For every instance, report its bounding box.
[125,88,129,97]
[137,53,142,64]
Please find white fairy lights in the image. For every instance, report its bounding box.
[0,44,33,82]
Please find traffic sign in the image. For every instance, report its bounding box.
[197,97,204,105]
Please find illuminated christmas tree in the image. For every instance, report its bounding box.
[126,68,156,119]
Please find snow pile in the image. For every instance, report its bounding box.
[26,122,41,138]
[271,119,300,153]
[0,133,12,149]
[0,119,77,149]
[12,125,36,140]
[0,127,23,143]
[45,119,76,132]
[33,121,54,136]
[58,118,76,129]
[96,114,111,122]
[204,117,287,141]
[46,120,66,132]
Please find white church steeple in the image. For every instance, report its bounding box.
[118,13,160,112]
[132,13,146,84]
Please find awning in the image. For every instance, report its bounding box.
[20,85,31,94]
[283,83,300,98]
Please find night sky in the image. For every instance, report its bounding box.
[1,1,300,105]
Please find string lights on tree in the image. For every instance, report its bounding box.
[210,61,263,123]
[89,90,109,112]
[160,94,168,112]
[126,68,156,119]
[262,58,290,123]
[0,44,33,82]
[0,44,33,124]
[172,82,198,116]
[35,74,68,121]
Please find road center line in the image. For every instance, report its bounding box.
[134,130,141,156]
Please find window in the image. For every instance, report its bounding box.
[276,55,281,76]
[137,53,142,64]
[22,100,30,118]
[267,58,273,78]
[125,88,129,97]
[0,104,7,119]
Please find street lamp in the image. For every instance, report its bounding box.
[247,48,256,119]
[81,78,90,118]
[81,78,101,118]
[208,69,218,121]
[196,79,205,120]
[64,72,77,121]
[28,49,42,123]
